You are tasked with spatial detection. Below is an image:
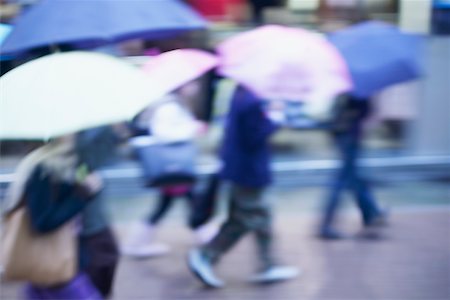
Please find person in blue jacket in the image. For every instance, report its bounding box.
[188,86,299,288]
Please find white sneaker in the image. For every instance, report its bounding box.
[122,222,170,258]
[122,242,170,258]
[188,248,224,288]
[126,222,155,245]
[193,222,220,245]
[249,266,300,284]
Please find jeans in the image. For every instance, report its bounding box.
[321,123,382,231]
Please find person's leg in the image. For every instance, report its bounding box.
[245,188,299,283]
[189,174,220,229]
[186,189,200,229]
[344,130,383,226]
[82,228,119,298]
[123,192,172,257]
[147,192,175,225]
[350,170,383,225]
[202,185,250,263]
[186,186,219,245]
[188,185,249,288]
[321,173,346,234]
[245,188,275,270]
[189,185,297,287]
[203,185,276,268]
[349,169,388,239]
[320,134,352,236]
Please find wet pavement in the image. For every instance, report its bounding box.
[1,182,449,300]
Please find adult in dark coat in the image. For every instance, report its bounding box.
[220,85,278,187]
[188,86,298,288]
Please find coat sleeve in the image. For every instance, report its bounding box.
[239,102,278,151]
[24,165,92,233]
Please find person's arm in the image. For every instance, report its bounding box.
[240,102,279,151]
[25,165,98,233]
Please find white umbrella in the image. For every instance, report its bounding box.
[0,51,161,140]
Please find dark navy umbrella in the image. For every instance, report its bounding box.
[329,21,424,98]
[2,0,207,55]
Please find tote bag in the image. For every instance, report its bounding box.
[1,206,77,286]
[134,141,196,187]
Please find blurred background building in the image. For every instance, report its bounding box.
[0,0,449,190]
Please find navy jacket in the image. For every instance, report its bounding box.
[24,165,92,233]
[220,86,278,188]
[24,164,115,275]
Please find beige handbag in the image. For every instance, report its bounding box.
[1,206,77,286]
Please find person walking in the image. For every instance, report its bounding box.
[187,86,299,288]
[319,94,388,239]
[3,134,108,299]
[123,81,218,258]
[75,127,121,298]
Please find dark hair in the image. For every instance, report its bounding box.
[330,93,372,134]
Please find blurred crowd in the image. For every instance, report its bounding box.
[0,0,448,299]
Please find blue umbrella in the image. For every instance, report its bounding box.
[329,21,424,98]
[0,23,12,43]
[2,0,207,55]
[0,23,14,61]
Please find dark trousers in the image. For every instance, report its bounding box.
[146,190,195,227]
[203,185,275,270]
[80,228,119,298]
[321,125,382,231]
[190,173,220,229]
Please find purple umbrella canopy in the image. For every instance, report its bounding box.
[1,0,207,55]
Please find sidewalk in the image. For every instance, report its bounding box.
[1,184,449,300]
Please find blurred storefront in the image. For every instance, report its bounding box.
[1,0,448,171]
[187,0,250,24]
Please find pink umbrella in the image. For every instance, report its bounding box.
[217,25,353,102]
[142,49,218,96]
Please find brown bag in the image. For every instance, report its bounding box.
[1,206,77,286]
